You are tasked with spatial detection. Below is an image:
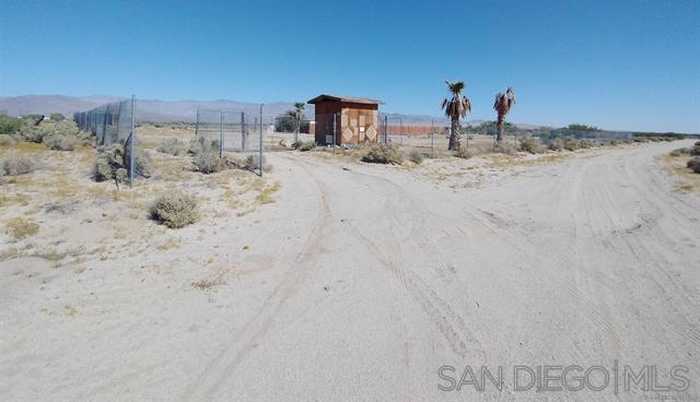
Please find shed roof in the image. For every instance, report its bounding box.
[307,94,382,105]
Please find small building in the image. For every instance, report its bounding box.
[308,94,381,145]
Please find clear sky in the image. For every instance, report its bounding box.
[1,0,698,132]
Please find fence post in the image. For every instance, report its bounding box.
[431,119,435,158]
[259,104,263,177]
[241,111,246,152]
[384,115,388,144]
[219,111,224,158]
[332,112,337,154]
[129,95,135,187]
[102,107,109,145]
[295,113,300,144]
[195,108,199,137]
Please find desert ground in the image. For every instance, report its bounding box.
[1,134,699,401]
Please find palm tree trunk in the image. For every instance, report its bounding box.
[496,114,504,143]
[449,118,460,151]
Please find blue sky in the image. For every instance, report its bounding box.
[1,0,698,132]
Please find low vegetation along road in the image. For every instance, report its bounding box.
[2,141,699,401]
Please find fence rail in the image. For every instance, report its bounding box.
[74,96,137,185]
[194,106,264,175]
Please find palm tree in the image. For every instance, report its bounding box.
[441,81,472,151]
[493,87,516,143]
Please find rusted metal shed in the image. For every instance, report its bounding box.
[308,94,381,145]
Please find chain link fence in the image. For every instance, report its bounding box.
[74,96,137,185]
[194,106,264,175]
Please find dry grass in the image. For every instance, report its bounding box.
[191,271,226,290]
[157,238,181,251]
[5,142,47,154]
[0,193,31,208]
[663,154,700,193]
[255,182,281,205]
[5,217,39,240]
[0,247,20,261]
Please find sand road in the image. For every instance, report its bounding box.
[2,141,699,401]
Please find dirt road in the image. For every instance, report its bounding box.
[2,141,698,401]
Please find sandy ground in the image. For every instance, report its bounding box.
[1,140,699,401]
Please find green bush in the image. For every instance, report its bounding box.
[157,138,187,156]
[1,155,35,176]
[150,191,199,228]
[408,150,424,164]
[49,113,65,121]
[0,115,23,135]
[20,120,80,144]
[361,144,403,164]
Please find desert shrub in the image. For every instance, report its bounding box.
[548,139,564,151]
[562,138,581,151]
[670,147,691,157]
[518,137,543,154]
[20,125,50,143]
[5,217,39,240]
[687,157,700,173]
[193,151,224,174]
[297,141,315,152]
[0,115,23,135]
[123,143,152,178]
[150,192,199,228]
[291,140,303,150]
[454,146,472,159]
[1,156,35,176]
[361,144,402,164]
[95,144,125,182]
[49,113,65,121]
[690,142,700,156]
[157,138,187,156]
[493,143,517,154]
[578,140,594,149]
[188,136,219,155]
[95,144,152,183]
[408,150,424,164]
[43,134,78,151]
[20,120,80,144]
[0,135,17,146]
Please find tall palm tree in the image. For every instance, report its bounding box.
[441,81,472,151]
[493,87,516,143]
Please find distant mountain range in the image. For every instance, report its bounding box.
[0,95,548,129]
